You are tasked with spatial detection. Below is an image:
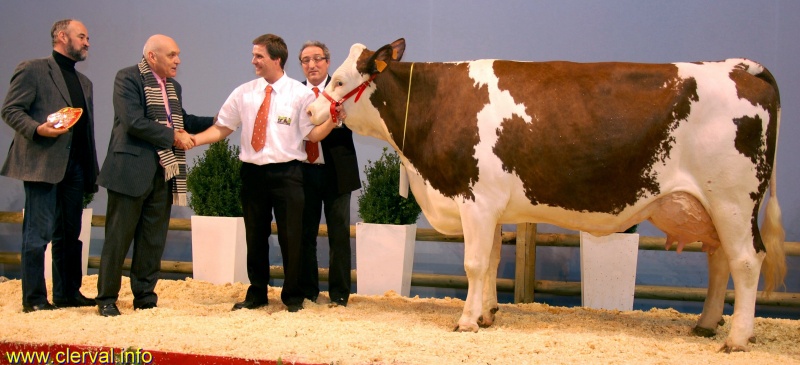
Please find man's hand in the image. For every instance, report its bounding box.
[335,105,347,125]
[36,121,70,138]
[174,129,195,150]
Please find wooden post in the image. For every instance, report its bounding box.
[514,223,536,303]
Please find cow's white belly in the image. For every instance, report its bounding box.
[403,161,465,235]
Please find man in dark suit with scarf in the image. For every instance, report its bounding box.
[2,19,99,312]
[95,34,214,317]
[297,41,361,307]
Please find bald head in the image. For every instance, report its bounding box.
[143,34,181,79]
[143,34,175,55]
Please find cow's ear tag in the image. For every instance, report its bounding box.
[392,49,399,60]
[399,162,409,199]
[375,60,387,73]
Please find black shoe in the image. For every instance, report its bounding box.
[22,302,57,313]
[98,303,121,317]
[286,303,303,312]
[231,300,268,311]
[54,293,95,308]
[134,302,157,310]
[330,296,348,307]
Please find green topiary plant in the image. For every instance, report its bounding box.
[82,192,94,209]
[357,147,422,225]
[186,139,243,217]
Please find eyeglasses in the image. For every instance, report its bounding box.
[300,55,328,65]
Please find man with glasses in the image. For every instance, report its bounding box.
[297,41,360,307]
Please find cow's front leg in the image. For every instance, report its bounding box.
[455,222,497,332]
[478,224,502,328]
[693,247,730,338]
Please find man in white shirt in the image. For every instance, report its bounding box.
[192,34,336,312]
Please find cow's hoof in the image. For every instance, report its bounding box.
[691,326,716,338]
[718,318,725,326]
[749,336,756,344]
[453,322,480,333]
[717,342,748,353]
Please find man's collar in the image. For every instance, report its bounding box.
[152,70,167,86]
[52,50,77,70]
[305,74,331,89]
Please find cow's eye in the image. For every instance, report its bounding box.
[336,81,344,87]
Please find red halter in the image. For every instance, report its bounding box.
[320,73,379,122]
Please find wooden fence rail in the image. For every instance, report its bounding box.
[1,211,799,307]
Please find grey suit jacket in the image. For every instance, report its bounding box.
[1,56,99,189]
[98,65,213,198]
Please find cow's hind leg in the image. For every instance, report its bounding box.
[693,248,730,338]
[478,225,502,327]
[715,225,764,352]
[455,220,497,332]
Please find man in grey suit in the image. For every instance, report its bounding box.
[1,19,99,312]
[95,34,214,317]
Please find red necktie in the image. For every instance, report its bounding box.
[251,85,272,152]
[305,87,320,163]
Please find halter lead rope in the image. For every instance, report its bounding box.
[401,63,415,153]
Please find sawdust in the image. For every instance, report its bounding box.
[1,275,799,364]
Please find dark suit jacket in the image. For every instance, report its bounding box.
[305,76,361,194]
[98,65,214,197]
[1,56,99,191]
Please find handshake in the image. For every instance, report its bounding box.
[173,129,198,150]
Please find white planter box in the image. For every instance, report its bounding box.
[44,208,92,281]
[190,215,249,285]
[356,222,416,296]
[580,231,640,311]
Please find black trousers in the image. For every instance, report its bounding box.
[240,161,305,306]
[21,158,85,306]
[299,163,353,304]
[96,168,171,308]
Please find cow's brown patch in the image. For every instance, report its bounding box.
[492,61,697,214]
[368,62,486,200]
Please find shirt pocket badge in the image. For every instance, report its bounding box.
[277,116,292,125]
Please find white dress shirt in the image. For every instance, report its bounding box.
[216,74,315,165]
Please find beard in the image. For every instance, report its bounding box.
[66,40,87,61]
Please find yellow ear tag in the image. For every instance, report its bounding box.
[375,60,387,73]
[392,49,399,60]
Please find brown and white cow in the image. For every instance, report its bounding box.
[307,38,785,352]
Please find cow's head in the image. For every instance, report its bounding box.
[307,38,405,139]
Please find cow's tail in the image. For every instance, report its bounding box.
[760,113,786,297]
[761,163,786,296]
